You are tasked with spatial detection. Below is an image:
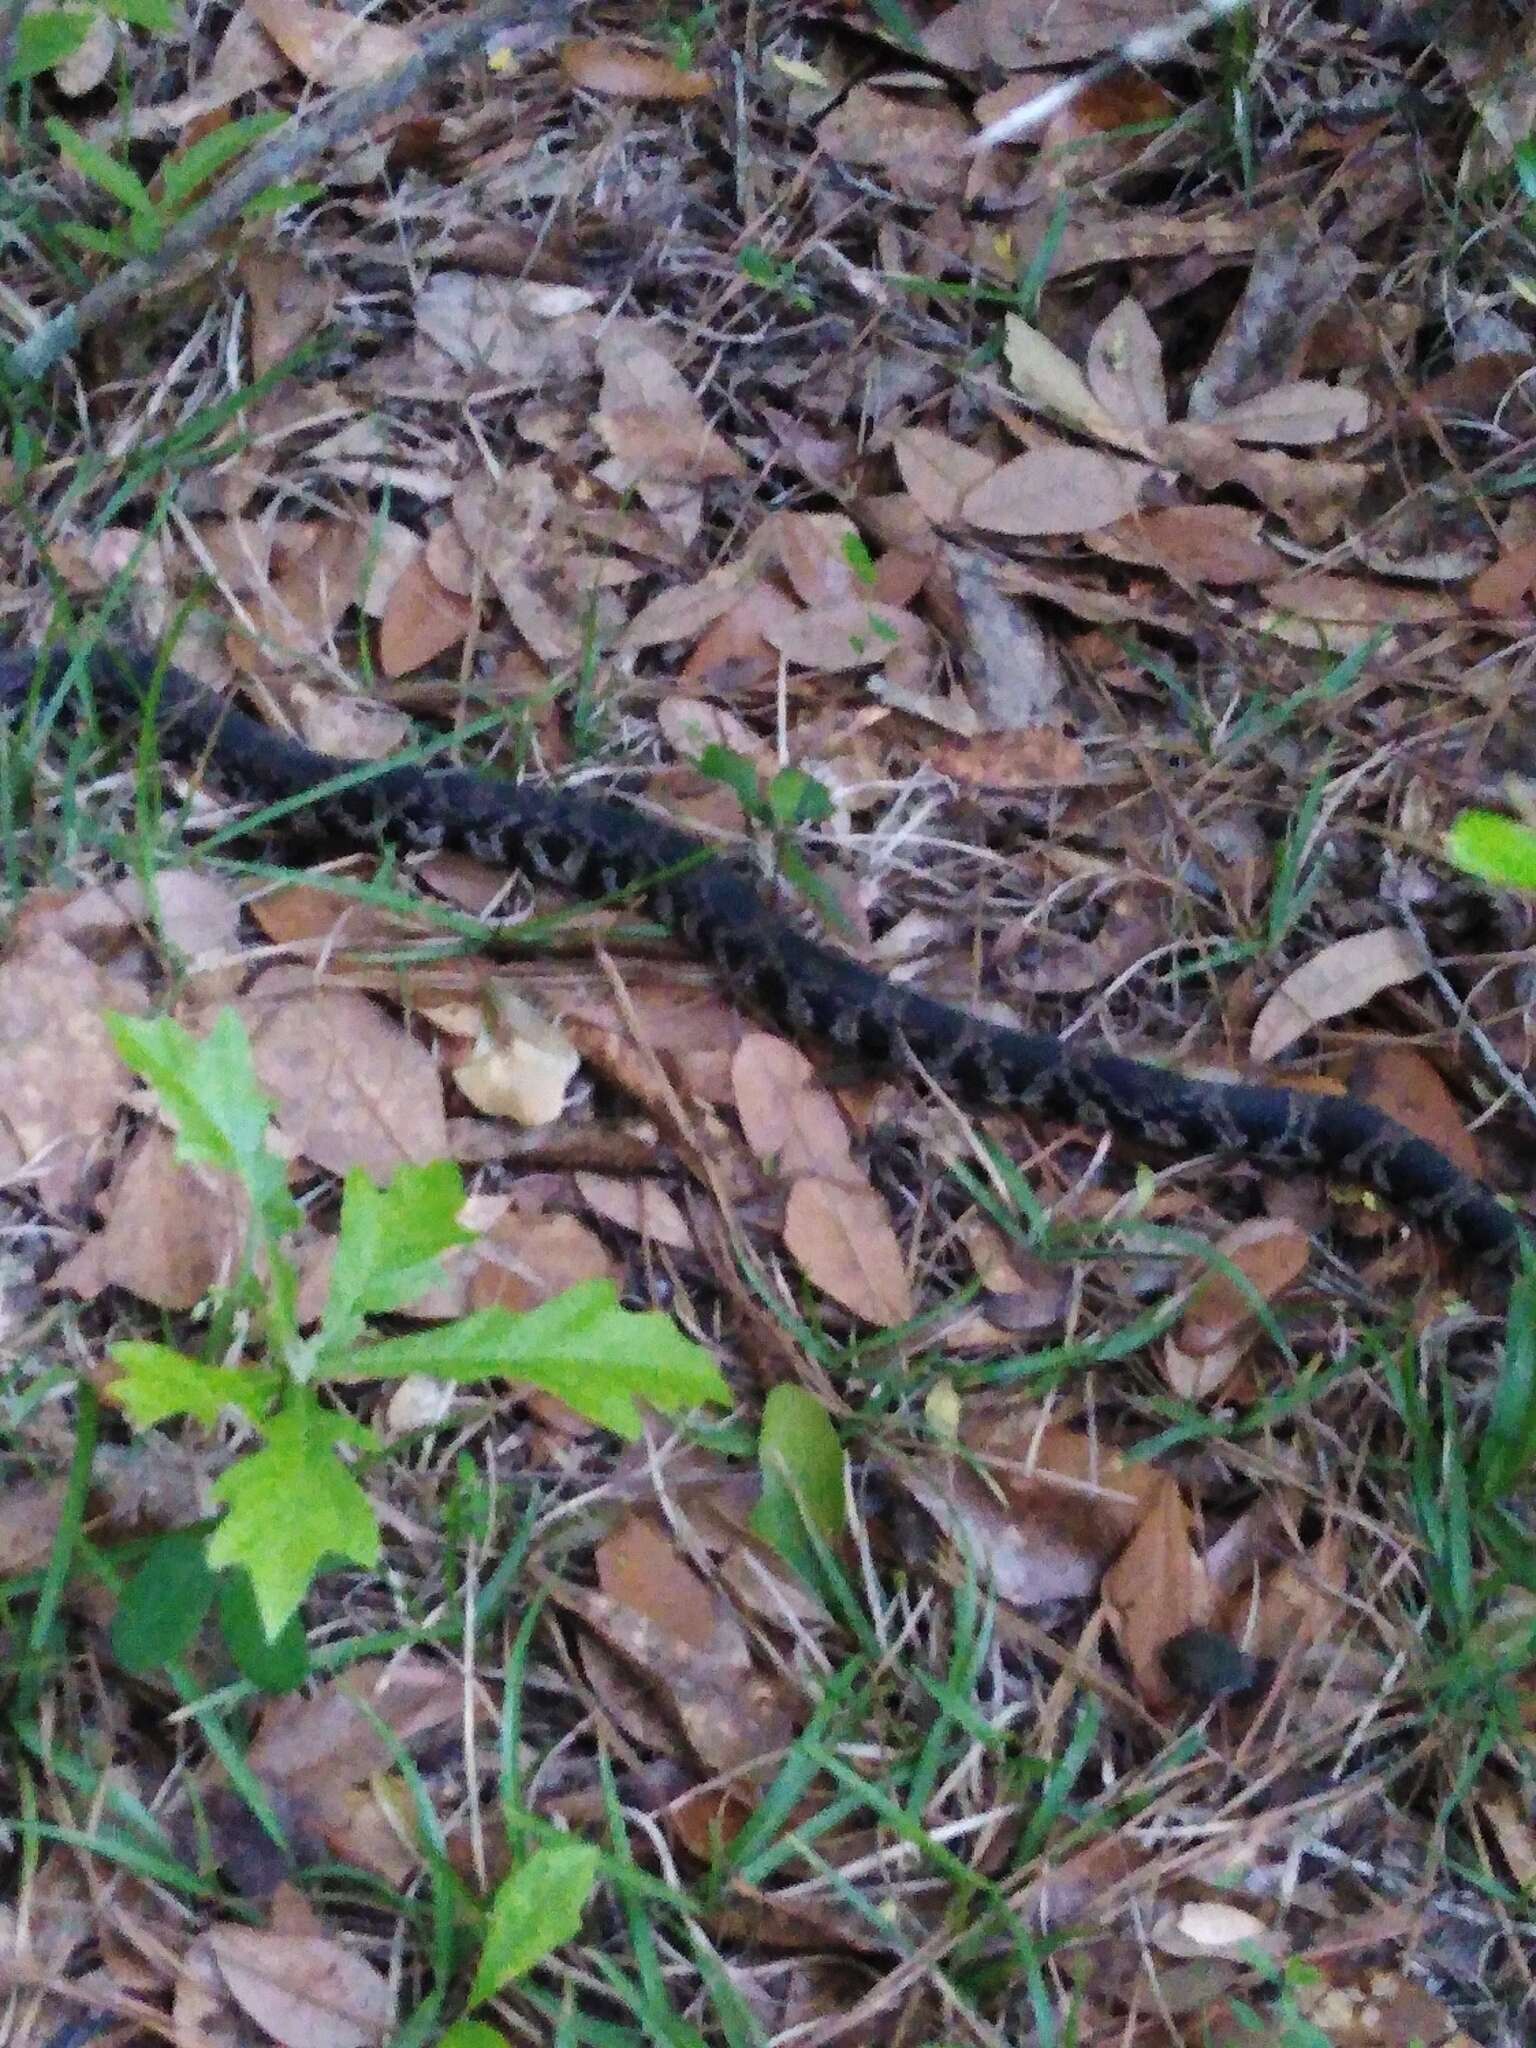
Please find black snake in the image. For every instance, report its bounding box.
[2,640,1523,1267]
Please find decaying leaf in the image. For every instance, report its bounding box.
[1250,929,1422,1063]
[961,446,1151,537]
[782,1177,913,1327]
[1102,1478,1211,1708]
[560,38,712,102]
[1164,1217,1311,1401]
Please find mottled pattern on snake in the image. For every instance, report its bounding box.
[2,642,1522,1266]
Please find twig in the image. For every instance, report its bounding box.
[1391,887,1536,1127]
[3,0,564,385]
[967,0,1250,152]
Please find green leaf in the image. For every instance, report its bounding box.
[470,1842,599,2007]
[239,181,322,222]
[206,1395,381,1640]
[840,530,879,588]
[107,1009,297,1236]
[107,1342,280,1428]
[102,0,178,28]
[321,1160,476,1359]
[111,1529,216,1673]
[60,222,132,259]
[6,12,91,82]
[340,1281,731,1439]
[46,117,157,218]
[766,765,833,829]
[216,1568,311,1692]
[158,111,287,214]
[777,841,854,937]
[1444,810,1536,893]
[696,743,765,821]
[439,2026,509,2048]
[1475,1258,1536,1503]
[126,208,163,255]
[750,1384,846,1585]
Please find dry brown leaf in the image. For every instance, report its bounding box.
[1478,1792,1536,1889]
[596,322,745,484]
[1240,1525,1347,1659]
[250,1656,472,1791]
[1262,571,1458,627]
[1084,296,1170,435]
[287,681,413,762]
[766,511,867,606]
[1086,504,1286,585]
[247,0,415,90]
[899,1416,1158,1608]
[1152,420,1366,545]
[1470,540,1536,614]
[1348,1046,1483,1180]
[657,696,769,768]
[453,470,600,666]
[206,1924,392,2047]
[60,1129,249,1312]
[816,85,970,202]
[242,979,449,1180]
[621,561,755,652]
[783,1177,913,1326]
[240,249,338,382]
[1004,312,1149,452]
[763,598,924,673]
[892,425,997,523]
[929,728,1087,787]
[576,1172,694,1250]
[560,38,712,101]
[377,544,475,676]
[1284,1965,1468,2047]
[597,1511,718,1650]
[549,1577,796,1775]
[1165,1218,1311,1401]
[1102,1478,1211,1708]
[961,446,1150,537]
[246,873,427,959]
[946,545,1068,728]
[0,1480,69,1575]
[1250,929,1422,1063]
[731,1035,854,1180]
[468,1210,616,1315]
[0,931,138,1212]
[415,273,599,386]
[229,516,373,667]
[1202,379,1372,447]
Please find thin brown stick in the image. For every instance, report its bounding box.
[3,0,568,385]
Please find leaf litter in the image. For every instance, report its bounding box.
[2,0,1534,2042]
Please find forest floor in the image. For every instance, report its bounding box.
[2,2,1536,2044]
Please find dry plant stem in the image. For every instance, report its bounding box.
[967,0,1250,151]
[0,0,30,90]
[1392,893,1536,1128]
[3,0,567,385]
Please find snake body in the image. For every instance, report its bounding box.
[2,641,1522,1265]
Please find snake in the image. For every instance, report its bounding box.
[1,639,1523,1268]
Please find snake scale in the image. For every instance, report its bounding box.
[1,640,1523,1267]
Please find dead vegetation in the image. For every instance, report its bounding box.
[2,1,1536,2043]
